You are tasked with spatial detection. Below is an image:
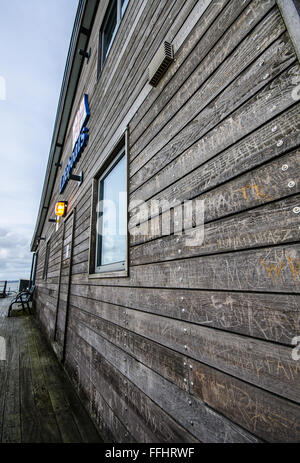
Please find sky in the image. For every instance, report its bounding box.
[0,0,78,280]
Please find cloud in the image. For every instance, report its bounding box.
[0,227,32,279]
[0,0,77,280]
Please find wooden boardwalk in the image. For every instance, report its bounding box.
[0,310,103,443]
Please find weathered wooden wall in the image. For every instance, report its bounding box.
[34,0,300,442]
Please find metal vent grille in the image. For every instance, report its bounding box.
[148,41,174,87]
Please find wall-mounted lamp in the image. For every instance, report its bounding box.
[55,201,68,218]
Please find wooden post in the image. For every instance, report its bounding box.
[276,0,300,63]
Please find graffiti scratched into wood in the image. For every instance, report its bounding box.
[261,257,300,282]
[237,184,271,201]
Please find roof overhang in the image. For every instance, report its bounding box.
[30,0,99,251]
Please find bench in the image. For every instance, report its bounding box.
[8,286,35,317]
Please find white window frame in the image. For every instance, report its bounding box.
[95,147,128,275]
[99,0,130,72]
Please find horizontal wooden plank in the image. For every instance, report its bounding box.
[47,269,60,279]
[130,61,299,203]
[68,309,300,442]
[69,298,300,403]
[76,322,259,442]
[73,235,89,254]
[69,286,300,345]
[89,336,199,443]
[129,0,247,137]
[74,209,91,239]
[72,249,89,266]
[124,307,300,403]
[129,147,300,245]
[129,99,300,220]
[35,295,56,314]
[130,0,278,160]
[65,326,194,443]
[130,195,300,265]
[130,14,293,180]
[35,293,57,312]
[73,228,90,249]
[90,381,136,443]
[68,306,189,392]
[189,358,300,442]
[71,243,300,293]
[92,348,199,443]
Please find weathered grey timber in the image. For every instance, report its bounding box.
[32,0,300,443]
[0,314,102,443]
[277,0,300,63]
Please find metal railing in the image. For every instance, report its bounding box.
[0,281,7,298]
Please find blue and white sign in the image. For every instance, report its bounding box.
[59,94,90,194]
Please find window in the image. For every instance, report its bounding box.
[95,146,127,274]
[98,0,130,73]
[101,0,118,66]
[43,242,50,280]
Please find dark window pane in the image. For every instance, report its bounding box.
[102,0,117,64]
[97,154,126,268]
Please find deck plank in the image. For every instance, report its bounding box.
[31,318,102,443]
[0,312,103,443]
[1,317,21,443]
